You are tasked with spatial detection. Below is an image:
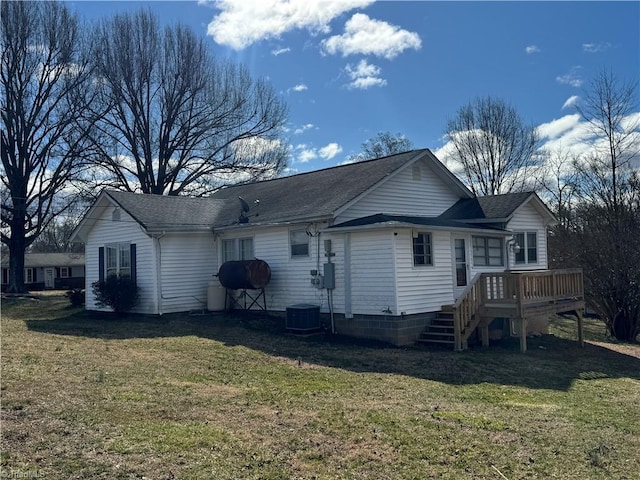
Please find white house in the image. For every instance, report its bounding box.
[72,149,582,348]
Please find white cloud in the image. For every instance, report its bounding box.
[291,83,308,92]
[582,42,611,53]
[525,45,540,54]
[561,95,580,110]
[293,123,314,135]
[344,59,387,90]
[271,47,291,56]
[297,147,317,163]
[319,142,342,159]
[293,142,342,163]
[322,13,421,59]
[207,0,374,50]
[556,66,583,87]
[536,114,583,142]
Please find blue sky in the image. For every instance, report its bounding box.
[68,0,640,175]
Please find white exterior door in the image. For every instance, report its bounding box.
[44,268,55,289]
[453,237,468,297]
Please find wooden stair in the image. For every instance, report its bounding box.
[417,307,455,347]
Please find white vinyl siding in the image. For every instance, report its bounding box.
[508,202,548,270]
[159,233,217,314]
[85,205,156,313]
[396,230,454,314]
[336,158,460,223]
[217,225,338,312]
[349,231,396,315]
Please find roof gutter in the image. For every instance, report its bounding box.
[325,221,511,235]
[212,214,333,233]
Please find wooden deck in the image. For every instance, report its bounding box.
[452,269,585,352]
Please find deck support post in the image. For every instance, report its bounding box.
[519,317,527,353]
[480,323,489,347]
[577,309,585,348]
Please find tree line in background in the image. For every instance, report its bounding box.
[1,1,287,292]
[2,3,638,342]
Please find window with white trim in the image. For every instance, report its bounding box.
[290,230,309,257]
[25,268,34,283]
[515,232,538,264]
[221,237,254,263]
[106,243,131,277]
[472,236,504,266]
[412,232,433,266]
[60,267,70,278]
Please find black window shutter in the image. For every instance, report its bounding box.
[98,247,104,281]
[130,243,137,284]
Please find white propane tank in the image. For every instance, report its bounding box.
[207,278,226,311]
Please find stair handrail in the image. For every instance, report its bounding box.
[452,273,482,351]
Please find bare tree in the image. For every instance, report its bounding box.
[1,1,94,292]
[30,212,85,254]
[348,131,413,162]
[444,96,540,195]
[535,147,580,227]
[574,70,640,213]
[87,10,288,196]
[551,71,640,341]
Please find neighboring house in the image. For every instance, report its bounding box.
[71,149,584,350]
[1,253,85,291]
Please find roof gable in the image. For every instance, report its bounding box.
[71,190,229,242]
[439,191,556,224]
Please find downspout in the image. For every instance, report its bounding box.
[151,232,166,315]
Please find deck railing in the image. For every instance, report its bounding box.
[452,269,584,351]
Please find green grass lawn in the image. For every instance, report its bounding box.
[1,295,639,479]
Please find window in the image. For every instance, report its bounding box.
[221,239,237,263]
[472,236,504,266]
[25,268,34,283]
[106,243,131,277]
[290,230,309,257]
[60,267,70,278]
[514,232,538,264]
[221,237,254,263]
[239,238,254,260]
[413,232,432,266]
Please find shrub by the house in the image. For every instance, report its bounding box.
[91,276,139,315]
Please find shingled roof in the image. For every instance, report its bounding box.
[209,149,470,227]
[439,191,542,222]
[105,191,228,231]
[1,253,85,268]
